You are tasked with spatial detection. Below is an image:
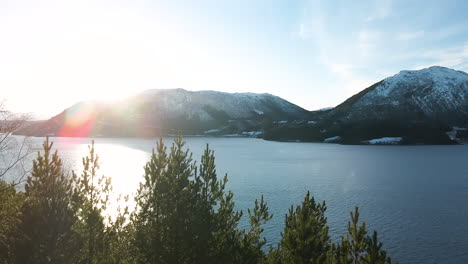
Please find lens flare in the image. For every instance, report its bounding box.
[58,103,97,137]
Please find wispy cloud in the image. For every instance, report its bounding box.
[366,0,393,21]
[295,0,468,101]
[396,30,425,40]
[414,44,468,71]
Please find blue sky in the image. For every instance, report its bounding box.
[1,0,467,118]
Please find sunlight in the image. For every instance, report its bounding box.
[59,102,97,137]
[91,143,150,216]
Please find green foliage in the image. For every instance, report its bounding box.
[325,207,395,264]
[239,196,273,264]
[16,138,78,264]
[72,141,113,264]
[0,136,396,264]
[272,191,330,264]
[133,136,271,263]
[0,181,25,263]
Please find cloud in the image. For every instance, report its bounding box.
[414,44,468,71]
[396,30,425,40]
[366,0,392,21]
[298,23,306,39]
[357,30,383,57]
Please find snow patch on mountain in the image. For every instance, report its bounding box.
[364,137,403,145]
[351,66,468,118]
[137,89,307,121]
[324,136,341,143]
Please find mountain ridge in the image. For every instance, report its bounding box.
[15,66,468,144]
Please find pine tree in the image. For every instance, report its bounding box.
[133,137,194,264]
[133,136,271,264]
[105,194,135,264]
[326,207,395,264]
[16,138,78,264]
[362,231,393,264]
[238,195,273,264]
[277,191,330,264]
[0,181,25,263]
[347,207,368,264]
[72,141,112,264]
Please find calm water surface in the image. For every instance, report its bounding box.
[15,136,468,264]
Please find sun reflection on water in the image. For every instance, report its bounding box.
[45,138,152,218]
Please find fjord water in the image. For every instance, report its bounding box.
[18,136,468,264]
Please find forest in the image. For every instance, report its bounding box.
[0,135,395,264]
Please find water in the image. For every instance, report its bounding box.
[8,136,468,264]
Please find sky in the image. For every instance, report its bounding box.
[1,0,468,119]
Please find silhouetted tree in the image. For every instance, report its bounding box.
[16,138,78,264]
[72,141,112,264]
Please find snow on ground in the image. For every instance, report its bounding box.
[446,127,468,140]
[318,107,333,111]
[273,121,288,124]
[307,121,317,124]
[241,131,263,137]
[253,109,264,115]
[364,137,403,145]
[323,136,341,143]
[204,128,222,134]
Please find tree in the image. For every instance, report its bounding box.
[273,191,330,264]
[133,137,194,263]
[0,101,31,262]
[238,195,273,264]
[0,181,25,263]
[15,138,78,264]
[347,207,368,264]
[104,194,135,264]
[326,207,394,264]
[72,141,112,264]
[0,101,31,186]
[363,231,393,264]
[133,136,272,264]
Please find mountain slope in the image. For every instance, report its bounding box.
[329,66,468,123]
[264,66,468,144]
[17,89,309,137]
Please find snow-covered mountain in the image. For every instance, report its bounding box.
[264,66,468,144]
[133,88,308,121]
[329,66,468,123]
[17,89,309,137]
[16,66,468,144]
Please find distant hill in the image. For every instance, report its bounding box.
[16,89,309,137]
[264,66,468,144]
[16,67,468,144]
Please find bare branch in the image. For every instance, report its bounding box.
[0,101,33,186]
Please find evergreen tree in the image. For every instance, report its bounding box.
[0,135,397,264]
[276,191,330,264]
[105,194,135,264]
[362,231,393,264]
[16,138,78,264]
[133,136,271,264]
[326,207,395,264]
[238,195,273,264]
[72,141,112,264]
[347,207,368,264]
[0,181,25,263]
[133,137,195,263]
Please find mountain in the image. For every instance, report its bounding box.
[16,67,468,144]
[328,66,468,123]
[264,66,468,144]
[16,89,309,137]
